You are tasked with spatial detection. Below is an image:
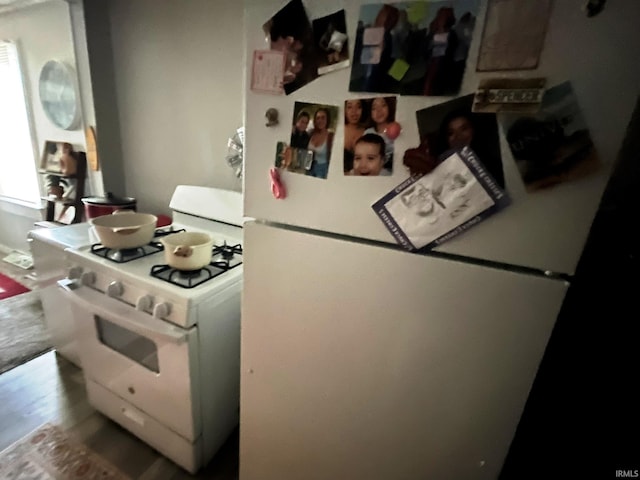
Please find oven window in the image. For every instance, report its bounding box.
[95,315,160,373]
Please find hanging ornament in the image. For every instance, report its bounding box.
[226,126,244,180]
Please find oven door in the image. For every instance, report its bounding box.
[59,281,201,442]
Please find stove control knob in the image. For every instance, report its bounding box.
[107,281,124,298]
[81,271,96,286]
[153,302,172,319]
[136,295,152,311]
[68,266,83,280]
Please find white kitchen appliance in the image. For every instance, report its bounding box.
[60,185,243,474]
[27,222,93,367]
[240,1,640,479]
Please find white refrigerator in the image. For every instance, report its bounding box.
[241,1,640,479]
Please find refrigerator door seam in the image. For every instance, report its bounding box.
[254,219,572,283]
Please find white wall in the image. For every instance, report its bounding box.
[0,0,86,252]
[103,0,244,216]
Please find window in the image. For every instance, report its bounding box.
[0,40,40,205]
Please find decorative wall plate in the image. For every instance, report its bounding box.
[38,60,80,130]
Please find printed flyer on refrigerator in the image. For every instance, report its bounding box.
[372,146,510,251]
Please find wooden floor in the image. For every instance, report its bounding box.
[0,351,239,479]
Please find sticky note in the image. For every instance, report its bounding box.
[406,2,428,25]
[388,59,410,81]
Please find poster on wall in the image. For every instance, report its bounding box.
[476,0,552,72]
[500,81,600,192]
[349,0,480,96]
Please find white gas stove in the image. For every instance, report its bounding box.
[60,186,243,474]
[64,221,242,328]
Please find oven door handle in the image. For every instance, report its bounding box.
[58,279,187,344]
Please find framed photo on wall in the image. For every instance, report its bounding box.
[40,141,74,174]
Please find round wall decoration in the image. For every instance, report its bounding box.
[38,60,80,130]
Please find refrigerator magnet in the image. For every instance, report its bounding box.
[270,167,286,199]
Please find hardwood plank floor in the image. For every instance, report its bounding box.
[0,351,239,479]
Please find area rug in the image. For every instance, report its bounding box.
[0,272,30,300]
[0,291,52,375]
[0,423,131,479]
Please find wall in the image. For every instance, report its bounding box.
[0,0,87,252]
[86,0,245,217]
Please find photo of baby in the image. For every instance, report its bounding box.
[344,96,397,175]
[349,133,390,176]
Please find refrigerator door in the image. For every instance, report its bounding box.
[244,0,640,275]
[241,222,568,480]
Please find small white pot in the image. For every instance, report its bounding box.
[160,231,214,270]
[90,211,158,249]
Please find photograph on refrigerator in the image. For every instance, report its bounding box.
[349,0,480,96]
[476,0,552,72]
[416,93,505,187]
[500,81,600,192]
[373,146,510,251]
[262,0,318,95]
[313,9,350,75]
[283,101,339,180]
[344,96,397,175]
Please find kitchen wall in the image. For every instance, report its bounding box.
[84,0,245,218]
[0,0,244,252]
[0,0,94,252]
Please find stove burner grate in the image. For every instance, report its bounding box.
[213,242,243,260]
[90,242,163,263]
[150,262,240,289]
[89,228,186,263]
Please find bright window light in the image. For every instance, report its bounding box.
[0,40,40,205]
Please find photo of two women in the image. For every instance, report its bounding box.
[343,96,397,176]
[289,102,340,180]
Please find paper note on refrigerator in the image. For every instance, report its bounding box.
[372,147,510,251]
[251,50,285,95]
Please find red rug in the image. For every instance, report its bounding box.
[0,272,30,300]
